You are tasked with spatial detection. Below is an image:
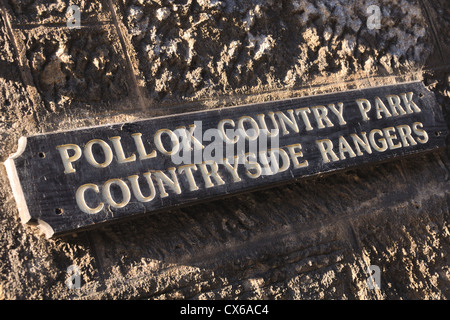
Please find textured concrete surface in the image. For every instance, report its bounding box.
[0,0,448,299]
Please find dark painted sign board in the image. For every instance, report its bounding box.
[5,81,447,238]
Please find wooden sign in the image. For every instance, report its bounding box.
[5,81,447,238]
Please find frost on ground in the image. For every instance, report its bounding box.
[124,0,431,101]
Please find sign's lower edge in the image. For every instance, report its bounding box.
[47,145,446,239]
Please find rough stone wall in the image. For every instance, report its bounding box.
[0,0,448,299]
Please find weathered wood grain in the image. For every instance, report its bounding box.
[5,81,447,238]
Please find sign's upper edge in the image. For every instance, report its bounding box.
[18,80,430,139]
